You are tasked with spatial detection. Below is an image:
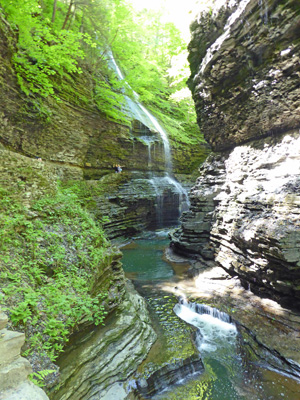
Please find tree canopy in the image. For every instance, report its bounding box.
[0,0,203,144]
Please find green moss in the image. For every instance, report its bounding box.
[138,294,196,378]
[149,105,206,148]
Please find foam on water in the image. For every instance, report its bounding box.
[173,303,237,354]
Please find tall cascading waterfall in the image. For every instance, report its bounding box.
[107,51,190,227]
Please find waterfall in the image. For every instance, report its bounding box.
[149,178,164,227]
[107,50,189,226]
[173,301,237,354]
[138,104,172,173]
[259,0,268,25]
[184,302,232,324]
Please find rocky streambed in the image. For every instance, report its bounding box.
[118,234,300,399]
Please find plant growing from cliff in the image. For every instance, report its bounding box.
[0,0,204,144]
[29,369,56,388]
[0,184,111,362]
[93,76,129,124]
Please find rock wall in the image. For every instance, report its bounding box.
[0,309,49,400]
[0,14,159,398]
[188,0,300,151]
[0,14,206,179]
[0,148,157,396]
[171,0,300,308]
[50,282,156,400]
[0,13,208,236]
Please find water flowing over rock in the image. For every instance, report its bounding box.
[0,15,207,241]
[135,354,204,398]
[106,51,190,229]
[173,298,300,391]
[172,0,300,309]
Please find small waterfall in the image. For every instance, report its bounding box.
[259,0,268,25]
[149,178,164,227]
[107,50,189,226]
[164,175,190,213]
[138,104,172,173]
[173,302,237,354]
[184,302,232,324]
[139,136,155,168]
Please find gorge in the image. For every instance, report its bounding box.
[1,0,300,399]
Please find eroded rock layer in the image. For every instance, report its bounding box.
[0,310,49,400]
[51,282,156,400]
[172,132,300,306]
[188,0,300,151]
[171,0,300,308]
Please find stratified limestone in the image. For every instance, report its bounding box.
[0,309,49,400]
[172,131,300,307]
[0,16,206,179]
[51,282,157,400]
[136,354,204,398]
[188,0,300,151]
[171,153,227,261]
[171,0,300,308]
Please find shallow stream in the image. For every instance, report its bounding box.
[121,232,300,400]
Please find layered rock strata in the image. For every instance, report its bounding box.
[0,309,49,400]
[136,354,204,398]
[171,0,300,308]
[188,0,300,151]
[0,150,155,397]
[50,282,156,400]
[0,14,206,238]
[0,15,206,179]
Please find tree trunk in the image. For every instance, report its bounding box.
[51,0,57,23]
[66,5,76,30]
[62,0,74,30]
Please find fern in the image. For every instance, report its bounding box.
[29,369,56,387]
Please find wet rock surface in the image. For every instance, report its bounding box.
[0,15,206,179]
[135,354,204,398]
[172,0,300,311]
[156,262,300,380]
[188,0,300,151]
[171,131,300,308]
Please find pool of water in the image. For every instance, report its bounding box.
[121,234,174,281]
[121,234,300,400]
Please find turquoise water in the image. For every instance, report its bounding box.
[121,234,300,400]
[121,235,174,281]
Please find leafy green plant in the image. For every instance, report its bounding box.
[29,369,56,388]
[1,0,204,142]
[10,302,32,325]
[0,183,111,362]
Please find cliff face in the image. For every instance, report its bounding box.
[188,0,300,151]
[0,14,208,238]
[171,0,300,308]
[0,15,159,399]
[0,14,206,178]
